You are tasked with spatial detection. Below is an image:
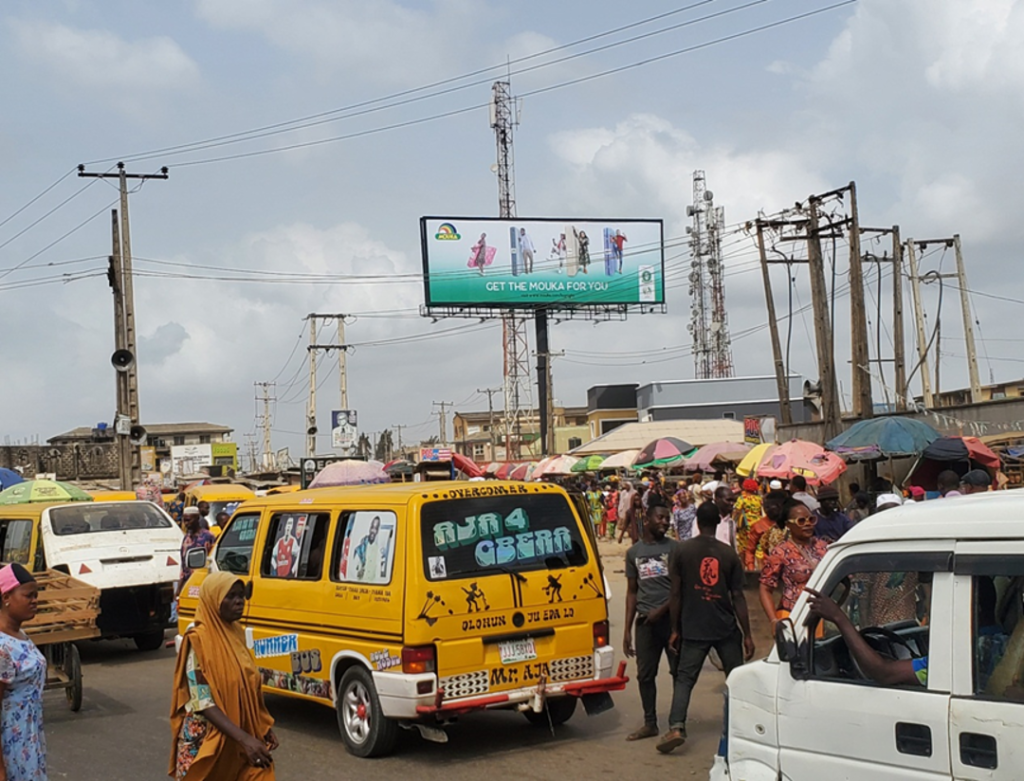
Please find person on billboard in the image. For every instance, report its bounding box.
[467,233,492,276]
[518,228,536,274]
[611,229,628,273]
[550,233,566,273]
[574,228,591,273]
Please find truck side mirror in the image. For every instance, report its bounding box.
[185,547,208,572]
[774,618,809,680]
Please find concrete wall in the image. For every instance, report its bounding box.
[0,443,119,481]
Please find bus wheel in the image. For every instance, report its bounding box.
[523,696,577,727]
[336,666,399,757]
[133,629,166,651]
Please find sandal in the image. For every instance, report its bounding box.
[656,728,686,754]
[626,724,659,741]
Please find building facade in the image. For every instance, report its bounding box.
[636,375,814,423]
[452,406,589,462]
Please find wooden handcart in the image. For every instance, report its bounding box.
[23,569,100,712]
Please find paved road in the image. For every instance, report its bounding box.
[45,540,773,780]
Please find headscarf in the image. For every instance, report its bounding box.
[169,572,274,780]
[0,562,34,596]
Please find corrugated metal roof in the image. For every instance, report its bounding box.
[49,422,233,442]
[568,419,744,456]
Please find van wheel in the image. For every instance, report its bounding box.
[523,696,577,727]
[336,666,398,758]
[133,629,166,651]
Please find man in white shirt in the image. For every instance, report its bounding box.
[519,228,536,273]
[713,485,737,549]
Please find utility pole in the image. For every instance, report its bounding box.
[392,424,405,458]
[254,382,276,470]
[109,209,131,490]
[79,162,168,488]
[806,197,842,440]
[892,227,907,410]
[477,387,501,460]
[905,239,933,409]
[953,235,982,403]
[433,401,453,447]
[688,171,734,379]
[846,182,873,419]
[755,219,793,426]
[305,313,350,457]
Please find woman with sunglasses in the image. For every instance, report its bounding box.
[758,499,830,626]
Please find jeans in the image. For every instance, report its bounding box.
[668,630,744,731]
[634,613,676,727]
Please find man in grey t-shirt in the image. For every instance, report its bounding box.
[623,498,677,740]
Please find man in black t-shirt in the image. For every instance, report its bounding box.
[657,501,755,754]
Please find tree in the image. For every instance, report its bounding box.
[356,433,372,459]
[374,430,395,462]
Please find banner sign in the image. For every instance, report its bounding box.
[332,410,358,451]
[420,217,664,308]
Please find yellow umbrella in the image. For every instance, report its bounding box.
[736,443,777,478]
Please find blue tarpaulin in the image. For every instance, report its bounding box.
[0,469,25,491]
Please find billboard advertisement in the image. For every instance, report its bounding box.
[420,217,664,308]
[331,410,358,451]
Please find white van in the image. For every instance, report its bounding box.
[0,500,183,650]
[714,492,1024,781]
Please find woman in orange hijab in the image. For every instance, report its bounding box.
[169,572,278,779]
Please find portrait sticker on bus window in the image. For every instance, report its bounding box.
[269,513,309,579]
[336,511,397,585]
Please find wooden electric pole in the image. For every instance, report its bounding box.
[806,198,842,440]
[755,219,793,426]
[846,182,873,419]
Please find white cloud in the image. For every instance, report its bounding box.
[9,19,200,91]
[194,0,480,85]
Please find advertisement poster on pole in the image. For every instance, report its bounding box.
[420,217,664,308]
[332,410,358,452]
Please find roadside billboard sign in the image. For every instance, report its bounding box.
[420,217,664,308]
[332,410,358,451]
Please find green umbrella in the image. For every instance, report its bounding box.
[0,479,94,506]
[571,455,606,473]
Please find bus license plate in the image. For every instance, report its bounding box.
[499,638,537,665]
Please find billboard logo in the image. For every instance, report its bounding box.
[435,222,461,241]
[638,265,655,302]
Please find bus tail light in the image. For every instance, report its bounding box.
[593,621,609,649]
[402,645,436,674]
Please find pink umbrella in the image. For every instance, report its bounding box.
[757,440,846,486]
[683,441,753,472]
[509,463,534,481]
[309,459,389,487]
[534,455,579,476]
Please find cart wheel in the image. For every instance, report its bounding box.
[64,644,82,712]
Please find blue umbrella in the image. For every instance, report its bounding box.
[0,468,24,491]
[825,417,940,461]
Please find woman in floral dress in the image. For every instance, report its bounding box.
[0,562,47,781]
[759,500,830,625]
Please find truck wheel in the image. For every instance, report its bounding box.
[336,666,399,758]
[64,644,83,712]
[523,696,577,727]
[133,629,166,652]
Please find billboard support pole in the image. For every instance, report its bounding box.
[535,309,550,457]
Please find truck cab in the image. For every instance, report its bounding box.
[715,492,1024,781]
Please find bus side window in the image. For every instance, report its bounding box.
[0,521,33,566]
[214,513,261,575]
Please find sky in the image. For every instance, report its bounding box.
[3,0,1024,461]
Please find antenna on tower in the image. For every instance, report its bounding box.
[688,171,734,379]
[491,80,532,459]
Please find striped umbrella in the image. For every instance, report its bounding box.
[633,437,695,468]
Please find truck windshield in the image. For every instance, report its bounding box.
[420,494,587,581]
[49,504,172,535]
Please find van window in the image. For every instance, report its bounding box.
[420,494,588,582]
[971,573,1024,701]
[49,504,172,535]
[332,511,397,585]
[215,513,260,575]
[260,513,329,580]
[0,521,33,565]
[811,558,935,684]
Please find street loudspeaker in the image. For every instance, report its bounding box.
[129,425,148,446]
[111,349,135,372]
[306,425,318,436]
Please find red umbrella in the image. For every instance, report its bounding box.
[494,463,517,480]
[452,453,485,478]
[757,440,846,486]
[509,463,531,481]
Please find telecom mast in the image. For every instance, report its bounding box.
[687,171,734,379]
[490,81,532,459]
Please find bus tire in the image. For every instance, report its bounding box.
[523,696,577,727]
[336,666,399,758]
[133,629,166,651]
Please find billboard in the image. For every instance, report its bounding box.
[331,410,358,451]
[420,217,664,308]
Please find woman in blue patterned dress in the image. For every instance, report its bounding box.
[0,562,47,781]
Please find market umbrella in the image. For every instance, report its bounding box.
[534,455,580,476]
[510,463,538,481]
[494,463,518,480]
[634,437,694,468]
[683,441,752,472]
[825,416,940,461]
[451,453,485,478]
[736,443,776,477]
[309,459,389,488]
[757,440,847,486]
[571,455,606,473]
[384,460,414,476]
[921,436,1000,469]
[600,450,640,470]
[0,469,24,491]
[0,479,94,505]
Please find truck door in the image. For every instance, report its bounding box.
[776,548,954,780]
[949,543,1024,780]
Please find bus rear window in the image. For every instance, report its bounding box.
[49,504,172,535]
[420,494,587,581]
